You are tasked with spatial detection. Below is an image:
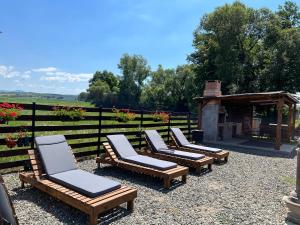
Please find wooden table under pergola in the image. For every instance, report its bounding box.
[195,91,299,150]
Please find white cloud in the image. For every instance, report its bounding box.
[30,66,92,82]
[0,64,92,88]
[32,67,58,73]
[0,65,31,79]
[40,71,93,82]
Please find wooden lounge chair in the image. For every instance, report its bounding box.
[19,135,137,225]
[142,130,213,173]
[96,134,188,189]
[170,128,229,163]
[0,174,19,225]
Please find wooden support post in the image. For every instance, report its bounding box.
[188,112,191,141]
[167,113,171,144]
[288,104,293,141]
[275,99,284,150]
[292,104,297,138]
[127,200,134,210]
[31,102,36,149]
[198,102,202,129]
[139,110,143,150]
[97,107,102,157]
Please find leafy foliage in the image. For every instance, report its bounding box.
[118,54,151,108]
[112,108,136,122]
[152,111,170,123]
[0,102,23,123]
[52,106,86,121]
[188,1,300,95]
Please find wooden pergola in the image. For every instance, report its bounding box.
[195,91,299,150]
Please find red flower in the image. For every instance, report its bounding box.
[9,111,17,117]
[0,111,6,117]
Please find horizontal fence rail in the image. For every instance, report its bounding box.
[0,102,198,170]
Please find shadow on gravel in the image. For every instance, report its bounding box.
[11,185,131,225]
[94,165,185,193]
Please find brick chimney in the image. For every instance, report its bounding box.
[203,80,222,97]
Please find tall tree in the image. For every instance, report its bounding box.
[118,54,150,108]
[85,70,120,107]
[188,1,300,95]
[141,64,197,111]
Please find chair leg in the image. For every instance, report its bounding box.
[89,215,98,225]
[21,181,25,189]
[164,178,171,189]
[208,163,212,171]
[225,156,228,163]
[127,200,134,210]
[182,175,187,183]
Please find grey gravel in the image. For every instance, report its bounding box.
[2,149,297,225]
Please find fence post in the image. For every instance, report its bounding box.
[188,112,191,141]
[167,112,171,144]
[97,107,102,157]
[139,110,144,150]
[31,102,36,149]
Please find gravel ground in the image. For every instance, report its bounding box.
[2,149,297,225]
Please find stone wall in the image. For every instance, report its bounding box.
[202,103,219,142]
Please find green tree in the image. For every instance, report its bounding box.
[89,70,119,91]
[77,92,88,101]
[86,70,120,107]
[262,1,300,92]
[189,1,300,95]
[277,1,300,28]
[141,64,197,111]
[118,54,150,107]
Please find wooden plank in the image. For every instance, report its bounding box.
[275,98,284,150]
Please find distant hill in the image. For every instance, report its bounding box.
[0,91,77,101]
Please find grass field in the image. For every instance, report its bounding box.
[0,96,93,107]
[0,97,194,166]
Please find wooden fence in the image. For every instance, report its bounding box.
[0,102,198,170]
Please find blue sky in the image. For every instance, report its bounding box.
[0,0,289,95]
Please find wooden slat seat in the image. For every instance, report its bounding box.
[19,149,137,225]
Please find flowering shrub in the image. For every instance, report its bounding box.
[52,106,86,121]
[5,134,18,148]
[152,111,170,123]
[0,102,23,124]
[16,129,30,147]
[112,108,136,122]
